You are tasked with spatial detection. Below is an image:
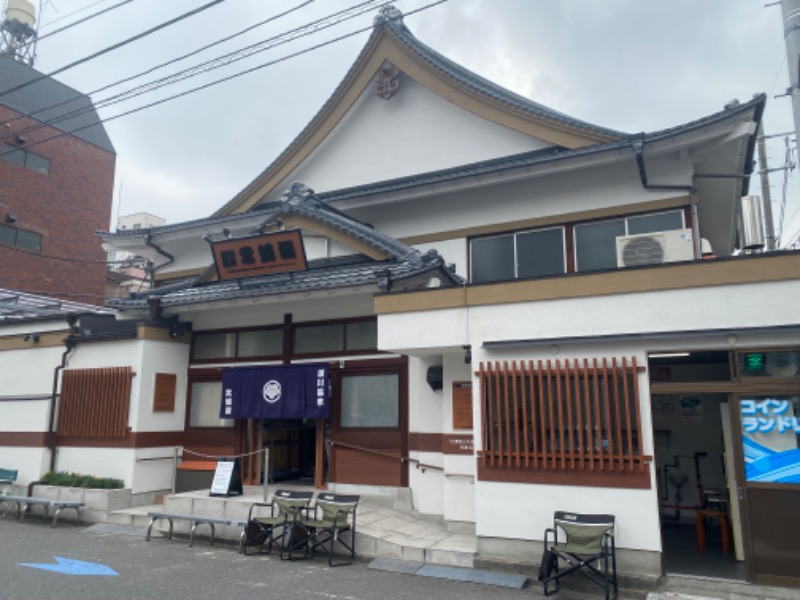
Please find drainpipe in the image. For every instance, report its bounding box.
[145,233,174,287]
[48,335,76,472]
[632,139,701,258]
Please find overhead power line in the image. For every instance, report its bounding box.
[37,0,134,42]
[0,0,447,161]
[38,0,126,30]
[1,0,320,135]
[10,0,386,140]
[0,0,226,99]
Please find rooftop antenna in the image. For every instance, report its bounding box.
[0,0,39,66]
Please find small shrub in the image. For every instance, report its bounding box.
[40,471,124,489]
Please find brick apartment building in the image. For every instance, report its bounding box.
[0,54,115,305]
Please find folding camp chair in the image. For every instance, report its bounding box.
[288,493,359,566]
[539,511,617,600]
[241,489,314,558]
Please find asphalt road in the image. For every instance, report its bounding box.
[0,517,540,600]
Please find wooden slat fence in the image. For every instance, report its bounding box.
[57,367,133,438]
[478,357,647,472]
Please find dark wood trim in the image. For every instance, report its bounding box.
[0,431,48,447]
[54,430,185,448]
[477,462,651,488]
[408,432,475,455]
[409,432,441,453]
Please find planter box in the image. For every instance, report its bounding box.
[31,485,132,521]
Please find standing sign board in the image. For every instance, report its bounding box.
[209,458,243,497]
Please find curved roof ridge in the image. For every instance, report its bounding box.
[379,7,628,139]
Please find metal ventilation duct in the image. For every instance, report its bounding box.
[741,195,765,250]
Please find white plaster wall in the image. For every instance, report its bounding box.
[469,279,800,345]
[133,340,189,433]
[286,75,552,195]
[378,307,466,355]
[409,451,445,515]
[132,447,180,494]
[0,399,50,431]
[55,447,136,487]
[1,447,49,486]
[2,345,67,396]
[408,355,444,433]
[475,481,660,551]
[349,157,684,241]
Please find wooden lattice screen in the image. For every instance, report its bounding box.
[478,358,649,473]
[57,367,133,438]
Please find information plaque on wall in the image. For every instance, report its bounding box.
[209,458,243,497]
[452,381,473,430]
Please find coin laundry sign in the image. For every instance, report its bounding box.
[211,229,307,280]
[220,364,329,419]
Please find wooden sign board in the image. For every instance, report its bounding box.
[209,458,243,497]
[212,230,307,281]
[452,381,473,430]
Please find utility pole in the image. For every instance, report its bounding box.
[782,0,800,148]
[757,128,778,250]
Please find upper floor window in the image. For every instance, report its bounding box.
[0,224,42,252]
[2,143,50,175]
[471,227,566,283]
[468,208,688,283]
[574,210,684,272]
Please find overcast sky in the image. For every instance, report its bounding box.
[26,0,800,245]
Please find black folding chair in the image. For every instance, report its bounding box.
[539,511,617,600]
[241,489,314,558]
[288,493,359,566]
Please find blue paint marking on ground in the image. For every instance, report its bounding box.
[19,556,118,576]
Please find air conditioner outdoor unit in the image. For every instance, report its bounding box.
[616,229,694,268]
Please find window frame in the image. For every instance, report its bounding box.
[1,143,50,175]
[0,223,42,252]
[470,225,567,284]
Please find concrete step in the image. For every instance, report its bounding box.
[652,575,799,600]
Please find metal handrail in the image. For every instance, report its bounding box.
[330,440,446,473]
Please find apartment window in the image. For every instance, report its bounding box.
[2,143,50,174]
[471,227,565,283]
[574,210,684,272]
[0,224,42,252]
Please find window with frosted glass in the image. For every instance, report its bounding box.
[346,321,377,351]
[294,324,344,354]
[471,234,514,283]
[238,329,282,357]
[516,227,565,278]
[189,381,233,428]
[574,219,626,272]
[15,228,42,252]
[341,374,399,428]
[192,333,236,360]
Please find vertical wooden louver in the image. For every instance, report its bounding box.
[478,358,649,476]
[57,367,133,438]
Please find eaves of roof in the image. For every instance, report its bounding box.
[381,13,626,140]
[107,251,462,310]
[0,288,113,324]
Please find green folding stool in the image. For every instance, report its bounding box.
[241,489,314,558]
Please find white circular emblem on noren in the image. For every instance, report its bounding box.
[263,380,282,404]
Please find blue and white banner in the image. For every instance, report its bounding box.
[220,364,329,420]
[741,398,800,484]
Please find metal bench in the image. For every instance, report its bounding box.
[0,494,84,527]
[146,511,248,549]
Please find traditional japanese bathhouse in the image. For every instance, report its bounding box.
[93,5,800,587]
